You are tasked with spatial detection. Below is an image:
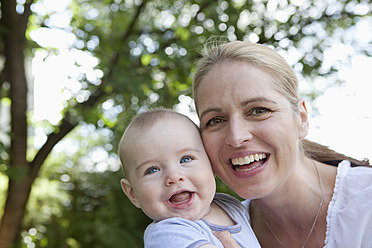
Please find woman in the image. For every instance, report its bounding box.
[193,41,371,247]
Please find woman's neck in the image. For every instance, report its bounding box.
[249,159,337,247]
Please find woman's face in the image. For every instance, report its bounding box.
[196,61,308,199]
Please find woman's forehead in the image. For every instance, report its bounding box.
[197,62,276,99]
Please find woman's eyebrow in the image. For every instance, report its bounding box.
[241,97,278,107]
[199,107,221,120]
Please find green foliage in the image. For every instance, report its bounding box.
[38,171,150,247]
[63,0,372,134]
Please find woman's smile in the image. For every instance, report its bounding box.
[231,153,267,167]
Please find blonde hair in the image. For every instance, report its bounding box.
[118,108,199,176]
[194,41,299,113]
[193,40,369,166]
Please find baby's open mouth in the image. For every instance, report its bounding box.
[231,153,267,172]
[169,191,192,204]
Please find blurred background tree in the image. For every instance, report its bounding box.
[0,0,371,247]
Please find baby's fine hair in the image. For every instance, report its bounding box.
[118,108,198,176]
[122,108,197,131]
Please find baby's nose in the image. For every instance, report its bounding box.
[165,171,184,186]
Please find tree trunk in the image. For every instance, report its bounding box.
[0,1,89,245]
[0,0,140,245]
[0,0,32,247]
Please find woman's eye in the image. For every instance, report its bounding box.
[145,167,160,175]
[206,117,224,127]
[252,108,270,116]
[180,156,193,164]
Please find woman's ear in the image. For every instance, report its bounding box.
[121,178,141,208]
[297,98,309,139]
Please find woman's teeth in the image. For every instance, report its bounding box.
[231,153,266,166]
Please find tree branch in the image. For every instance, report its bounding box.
[122,0,148,44]
[21,0,35,34]
[29,115,76,179]
[106,0,148,79]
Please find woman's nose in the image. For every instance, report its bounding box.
[165,170,184,186]
[225,116,253,147]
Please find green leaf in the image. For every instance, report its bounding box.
[140,54,153,66]
[0,97,11,106]
[175,27,191,41]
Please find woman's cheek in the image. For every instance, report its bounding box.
[202,133,221,165]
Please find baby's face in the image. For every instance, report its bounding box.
[122,117,216,221]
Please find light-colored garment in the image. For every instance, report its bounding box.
[324,160,372,247]
[144,193,261,248]
[241,160,372,248]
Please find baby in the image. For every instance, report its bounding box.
[118,108,260,248]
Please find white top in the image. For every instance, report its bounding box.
[324,160,372,248]
[242,160,372,248]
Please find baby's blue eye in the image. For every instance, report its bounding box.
[146,167,159,175]
[180,156,193,164]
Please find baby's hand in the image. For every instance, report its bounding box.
[213,231,242,248]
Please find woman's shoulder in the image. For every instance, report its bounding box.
[325,160,372,247]
[328,160,372,214]
[337,160,372,190]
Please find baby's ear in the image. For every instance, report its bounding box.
[121,178,141,208]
